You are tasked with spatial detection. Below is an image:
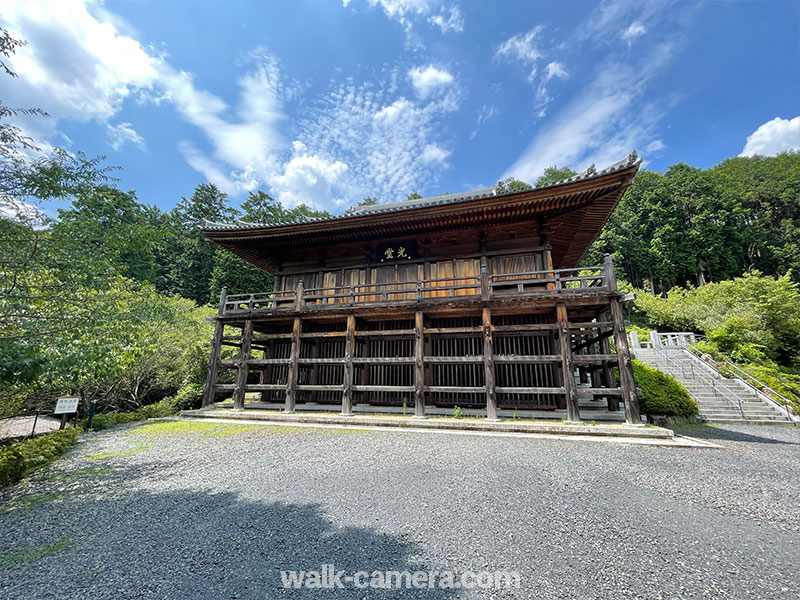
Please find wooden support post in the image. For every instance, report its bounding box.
[541,224,555,291]
[603,253,617,292]
[610,297,642,425]
[483,307,498,421]
[232,319,253,410]
[557,303,580,423]
[261,339,275,402]
[295,280,304,311]
[479,257,489,300]
[600,331,619,411]
[285,316,302,413]
[414,311,425,418]
[203,288,228,407]
[342,314,355,416]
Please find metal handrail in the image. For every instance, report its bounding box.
[686,345,796,424]
[652,341,745,419]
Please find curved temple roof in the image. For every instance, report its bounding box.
[203,151,642,272]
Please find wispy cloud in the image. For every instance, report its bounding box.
[469,104,498,140]
[502,1,691,182]
[495,26,569,116]
[428,6,464,33]
[495,26,544,80]
[106,122,146,151]
[346,0,463,35]
[621,21,647,44]
[740,116,800,157]
[503,42,678,182]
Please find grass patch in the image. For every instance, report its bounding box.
[87,446,148,460]
[127,420,301,438]
[323,428,370,435]
[0,539,73,567]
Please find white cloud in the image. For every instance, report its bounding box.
[357,0,434,31]
[469,104,498,140]
[408,65,454,98]
[268,141,350,208]
[419,144,450,164]
[296,75,458,205]
[495,26,544,79]
[106,122,145,151]
[544,61,568,81]
[621,21,647,44]
[428,6,464,33]
[0,0,286,195]
[502,43,676,182]
[0,0,158,141]
[740,116,800,157]
[644,139,665,153]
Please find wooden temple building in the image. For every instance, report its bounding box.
[201,151,643,424]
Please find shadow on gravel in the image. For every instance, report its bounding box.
[673,424,800,445]
[0,487,459,599]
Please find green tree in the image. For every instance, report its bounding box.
[535,166,577,187]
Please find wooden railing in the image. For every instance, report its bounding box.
[220,256,617,316]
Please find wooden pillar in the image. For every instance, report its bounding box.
[232,319,253,410]
[479,257,489,300]
[557,302,580,423]
[610,298,641,425]
[260,340,275,402]
[341,314,355,416]
[600,331,619,411]
[483,307,498,421]
[414,311,425,418]
[203,288,228,407]
[540,224,555,291]
[285,316,302,414]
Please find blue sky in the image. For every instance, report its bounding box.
[2,0,798,215]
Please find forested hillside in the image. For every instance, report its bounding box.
[583,153,800,292]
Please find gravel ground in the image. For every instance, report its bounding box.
[0,420,798,599]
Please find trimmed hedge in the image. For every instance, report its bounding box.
[633,360,698,418]
[0,427,81,488]
[86,396,179,432]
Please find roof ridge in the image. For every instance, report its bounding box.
[201,151,641,232]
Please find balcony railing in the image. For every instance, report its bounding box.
[219,256,619,316]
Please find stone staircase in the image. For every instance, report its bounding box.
[634,349,794,425]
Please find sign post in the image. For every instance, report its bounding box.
[54,397,80,430]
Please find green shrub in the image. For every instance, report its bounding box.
[86,396,179,432]
[172,383,203,411]
[633,360,698,417]
[452,406,464,419]
[0,428,81,488]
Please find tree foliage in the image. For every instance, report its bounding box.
[585,153,800,291]
[535,166,577,187]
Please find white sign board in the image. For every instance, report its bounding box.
[54,397,80,415]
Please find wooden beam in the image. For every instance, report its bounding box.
[571,329,614,353]
[285,316,302,413]
[600,330,619,411]
[202,288,228,407]
[414,311,425,418]
[493,354,561,363]
[483,307,498,420]
[610,297,641,424]
[557,302,581,422]
[342,313,355,416]
[232,319,253,410]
